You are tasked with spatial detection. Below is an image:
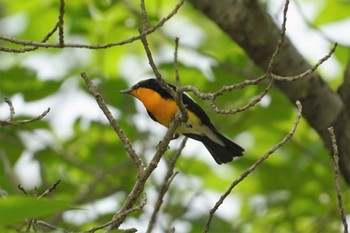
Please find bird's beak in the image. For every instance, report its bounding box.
[119,88,132,95]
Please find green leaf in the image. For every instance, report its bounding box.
[0,196,71,225]
[0,66,61,101]
[314,0,350,25]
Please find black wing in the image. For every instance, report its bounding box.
[181,93,214,128]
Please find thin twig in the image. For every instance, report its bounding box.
[173,37,189,122]
[26,219,34,232]
[84,220,114,233]
[120,193,148,218]
[202,101,302,233]
[0,0,185,51]
[43,23,60,43]
[180,39,336,104]
[80,72,143,171]
[58,0,65,47]
[328,127,349,233]
[180,74,267,100]
[17,184,28,195]
[138,2,187,123]
[174,37,181,86]
[0,22,59,53]
[82,2,187,230]
[64,72,159,228]
[266,0,289,73]
[90,194,147,233]
[0,108,50,126]
[34,220,69,233]
[25,179,62,232]
[0,98,50,127]
[38,178,61,199]
[146,137,187,233]
[179,33,335,116]
[4,97,15,120]
[104,2,187,231]
[210,78,273,114]
[106,111,183,231]
[185,0,289,115]
[272,43,338,81]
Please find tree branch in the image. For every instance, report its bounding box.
[0,98,50,127]
[138,2,188,123]
[328,127,349,233]
[58,0,65,47]
[146,138,187,233]
[0,0,184,51]
[80,72,143,171]
[203,101,302,233]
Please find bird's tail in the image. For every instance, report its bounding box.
[185,131,244,164]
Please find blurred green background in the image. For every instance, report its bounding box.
[0,0,349,232]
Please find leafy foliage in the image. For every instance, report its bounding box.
[0,0,349,232]
[0,196,71,225]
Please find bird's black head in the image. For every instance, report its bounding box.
[119,79,174,99]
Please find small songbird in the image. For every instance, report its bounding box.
[119,79,244,164]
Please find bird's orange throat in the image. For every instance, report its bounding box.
[131,87,178,127]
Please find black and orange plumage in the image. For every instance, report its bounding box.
[120,79,244,164]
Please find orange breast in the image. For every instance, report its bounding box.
[131,87,179,127]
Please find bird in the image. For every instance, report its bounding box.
[119,78,244,164]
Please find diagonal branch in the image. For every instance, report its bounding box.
[202,101,302,233]
[146,137,187,233]
[80,72,143,171]
[328,127,349,233]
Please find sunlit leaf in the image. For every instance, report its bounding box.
[0,196,71,225]
[314,0,350,25]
